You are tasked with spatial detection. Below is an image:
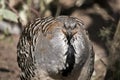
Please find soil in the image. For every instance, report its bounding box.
[0,35,20,80]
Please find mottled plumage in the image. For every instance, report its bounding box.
[17,16,94,80]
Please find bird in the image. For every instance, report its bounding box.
[17,16,94,80]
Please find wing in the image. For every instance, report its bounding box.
[17,16,55,80]
[78,46,94,80]
[17,31,36,80]
[71,24,94,80]
[70,18,94,80]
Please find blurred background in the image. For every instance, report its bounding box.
[0,0,119,80]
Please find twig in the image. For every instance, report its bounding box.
[55,3,61,17]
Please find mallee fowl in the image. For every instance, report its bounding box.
[17,16,94,80]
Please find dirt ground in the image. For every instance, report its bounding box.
[0,35,20,80]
